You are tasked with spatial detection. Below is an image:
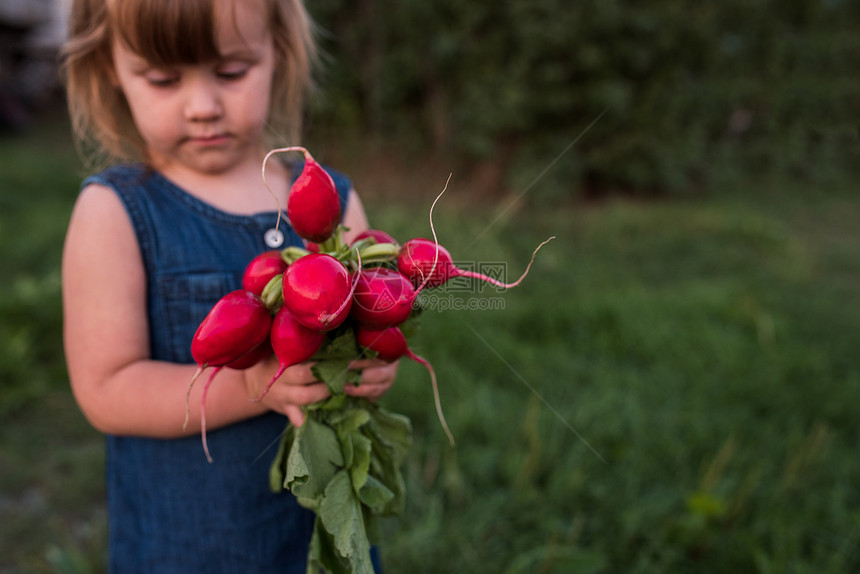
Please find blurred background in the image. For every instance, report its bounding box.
[0,0,66,132]
[2,1,859,572]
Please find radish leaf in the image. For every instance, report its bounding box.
[319,470,374,573]
[285,415,344,509]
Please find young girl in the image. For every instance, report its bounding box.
[60,0,397,571]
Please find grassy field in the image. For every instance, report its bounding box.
[1,112,859,573]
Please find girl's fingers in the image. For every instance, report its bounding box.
[344,384,385,402]
[286,381,330,405]
[344,359,399,400]
[347,358,389,371]
[259,358,397,417]
[285,404,306,428]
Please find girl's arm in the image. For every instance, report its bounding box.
[62,184,330,436]
[63,184,397,435]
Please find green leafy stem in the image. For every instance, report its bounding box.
[268,327,413,574]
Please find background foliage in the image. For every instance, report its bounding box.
[2,1,860,572]
[1,112,859,573]
[306,0,860,196]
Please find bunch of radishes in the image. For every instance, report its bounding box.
[185,147,553,463]
[185,146,553,572]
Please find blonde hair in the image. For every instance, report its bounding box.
[61,0,316,167]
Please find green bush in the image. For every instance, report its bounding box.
[0,116,79,415]
[307,0,860,196]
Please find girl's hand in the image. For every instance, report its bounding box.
[344,358,400,402]
[243,356,399,427]
[243,355,330,427]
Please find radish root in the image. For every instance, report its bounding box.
[408,351,455,447]
[199,366,223,463]
[261,145,310,240]
[412,174,450,296]
[460,235,556,289]
[251,364,286,403]
[183,365,206,431]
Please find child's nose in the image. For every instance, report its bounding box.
[184,79,223,121]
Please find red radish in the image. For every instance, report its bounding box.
[305,241,320,253]
[356,325,454,446]
[350,213,443,330]
[264,146,342,243]
[350,267,421,329]
[189,290,272,379]
[253,306,325,402]
[351,229,398,246]
[282,253,359,332]
[261,146,342,244]
[350,177,452,327]
[185,290,273,461]
[355,325,409,362]
[396,239,455,288]
[287,162,340,243]
[225,338,272,369]
[397,236,556,290]
[242,250,288,296]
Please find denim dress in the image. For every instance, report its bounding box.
[83,163,368,573]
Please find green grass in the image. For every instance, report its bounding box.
[370,190,860,573]
[0,112,107,574]
[1,112,859,573]
[0,109,82,417]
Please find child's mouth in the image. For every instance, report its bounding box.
[188,134,231,146]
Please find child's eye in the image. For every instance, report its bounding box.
[145,71,179,87]
[217,63,250,81]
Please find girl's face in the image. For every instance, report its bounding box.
[110,0,275,177]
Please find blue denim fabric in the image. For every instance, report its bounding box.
[83,163,381,573]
